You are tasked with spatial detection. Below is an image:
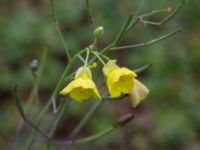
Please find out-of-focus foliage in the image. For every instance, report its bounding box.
[0,0,200,149]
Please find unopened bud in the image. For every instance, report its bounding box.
[89,45,95,50]
[166,6,172,12]
[115,113,134,128]
[91,62,97,68]
[94,26,104,39]
[30,59,38,77]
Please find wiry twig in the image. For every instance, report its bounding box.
[100,0,185,53]
[139,0,186,26]
[50,0,71,61]
[74,113,134,144]
[0,129,12,150]
[111,28,182,50]
[48,100,75,137]
[36,113,134,146]
[138,8,170,18]
[25,49,86,150]
[85,0,94,25]
[13,85,50,147]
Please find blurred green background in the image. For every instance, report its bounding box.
[0,0,200,149]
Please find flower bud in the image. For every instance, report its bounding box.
[30,59,38,77]
[93,26,104,39]
[30,59,38,72]
[117,113,134,127]
[166,6,172,12]
[91,62,97,68]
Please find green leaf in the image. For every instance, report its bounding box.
[134,63,152,74]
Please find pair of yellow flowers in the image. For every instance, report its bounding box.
[60,60,149,107]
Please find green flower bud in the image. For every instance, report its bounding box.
[94,26,104,39]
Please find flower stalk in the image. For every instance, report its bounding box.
[85,0,94,24]
[111,28,182,50]
[25,49,87,149]
[50,0,71,61]
[69,101,103,139]
[16,0,186,149]
[74,113,134,144]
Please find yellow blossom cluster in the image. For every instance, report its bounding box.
[60,59,149,107]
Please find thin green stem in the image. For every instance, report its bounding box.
[25,49,86,150]
[135,0,145,17]
[113,14,135,46]
[92,37,97,47]
[87,10,143,64]
[84,48,90,68]
[50,0,71,61]
[125,0,145,33]
[91,51,105,65]
[78,54,86,64]
[111,28,182,50]
[75,127,114,144]
[56,23,71,61]
[139,0,185,26]
[99,0,184,54]
[133,64,152,74]
[85,0,91,16]
[139,19,160,26]
[98,13,135,56]
[100,13,138,54]
[15,49,47,135]
[64,72,74,82]
[13,85,50,141]
[74,113,134,144]
[97,52,110,61]
[0,129,11,150]
[49,100,76,137]
[138,8,169,18]
[25,49,48,113]
[85,0,94,24]
[160,0,185,25]
[68,101,103,139]
[49,0,56,22]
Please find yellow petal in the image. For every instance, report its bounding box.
[59,77,102,102]
[129,79,149,107]
[109,68,137,83]
[91,85,102,100]
[70,88,92,102]
[107,68,137,98]
[115,75,134,93]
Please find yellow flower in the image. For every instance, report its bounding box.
[103,60,137,98]
[60,67,101,102]
[129,79,149,107]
